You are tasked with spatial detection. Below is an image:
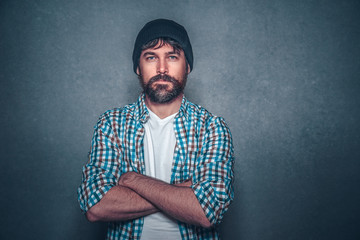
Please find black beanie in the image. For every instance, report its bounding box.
[132,19,193,74]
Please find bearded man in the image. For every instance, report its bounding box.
[78,19,234,240]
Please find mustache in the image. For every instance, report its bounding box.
[148,74,178,85]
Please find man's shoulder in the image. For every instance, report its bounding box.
[184,99,226,126]
[185,100,212,117]
[97,101,139,125]
[184,100,232,141]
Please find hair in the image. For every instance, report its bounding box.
[137,37,189,73]
[141,37,183,53]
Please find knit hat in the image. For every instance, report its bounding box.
[132,19,193,73]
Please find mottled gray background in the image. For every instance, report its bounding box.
[1,0,359,239]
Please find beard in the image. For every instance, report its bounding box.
[140,73,187,103]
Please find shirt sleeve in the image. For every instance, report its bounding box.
[77,114,122,213]
[191,117,234,225]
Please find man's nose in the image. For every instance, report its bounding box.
[157,58,168,74]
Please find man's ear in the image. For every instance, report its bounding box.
[136,66,141,76]
[187,64,191,74]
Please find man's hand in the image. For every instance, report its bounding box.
[175,179,192,187]
[118,171,139,187]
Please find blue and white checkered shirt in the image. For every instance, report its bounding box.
[78,94,234,239]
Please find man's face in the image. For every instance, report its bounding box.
[137,43,190,103]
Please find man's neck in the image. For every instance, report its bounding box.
[145,94,183,119]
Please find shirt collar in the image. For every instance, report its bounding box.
[176,95,190,121]
[135,93,150,123]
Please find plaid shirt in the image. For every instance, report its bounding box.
[78,94,234,239]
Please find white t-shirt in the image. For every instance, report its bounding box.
[141,109,181,240]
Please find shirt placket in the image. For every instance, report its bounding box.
[134,123,146,175]
[171,116,187,184]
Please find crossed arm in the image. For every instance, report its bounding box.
[85,172,212,228]
[80,115,234,228]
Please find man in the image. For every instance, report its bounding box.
[78,19,234,239]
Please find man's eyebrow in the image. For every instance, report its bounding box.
[142,51,181,57]
[166,51,181,55]
[142,51,156,57]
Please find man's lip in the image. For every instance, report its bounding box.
[154,79,169,83]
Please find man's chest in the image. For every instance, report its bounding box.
[117,122,205,183]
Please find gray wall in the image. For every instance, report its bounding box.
[1,0,359,239]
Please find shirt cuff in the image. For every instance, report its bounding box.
[78,183,115,213]
[191,181,221,225]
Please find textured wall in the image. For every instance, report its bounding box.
[1,0,359,239]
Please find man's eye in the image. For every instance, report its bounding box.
[169,56,178,60]
[146,56,156,61]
